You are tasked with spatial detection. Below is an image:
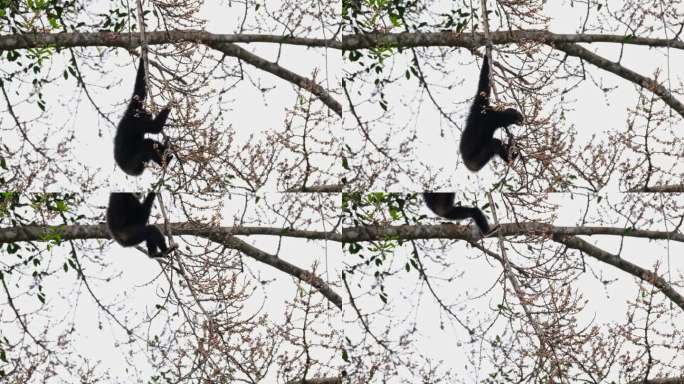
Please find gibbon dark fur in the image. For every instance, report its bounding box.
[106,192,169,258]
[114,57,172,176]
[423,192,491,234]
[460,55,523,172]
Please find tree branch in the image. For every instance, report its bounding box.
[342,223,684,243]
[204,233,342,309]
[7,221,673,244]
[0,30,341,50]
[0,30,341,115]
[206,41,341,116]
[285,184,343,192]
[553,233,684,311]
[341,30,684,50]
[0,223,341,309]
[0,223,342,243]
[552,42,684,117]
[629,376,684,384]
[629,184,684,193]
[285,378,341,384]
[342,30,684,117]
[341,222,684,312]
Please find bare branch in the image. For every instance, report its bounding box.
[553,233,684,311]
[207,41,341,116]
[628,184,684,193]
[342,30,684,117]
[629,376,684,384]
[341,30,684,50]
[0,223,341,308]
[204,233,342,309]
[0,31,340,115]
[342,223,684,243]
[0,30,341,50]
[286,184,343,192]
[552,42,684,117]
[285,378,341,384]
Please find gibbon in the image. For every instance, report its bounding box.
[460,56,523,172]
[114,57,172,176]
[423,192,493,234]
[106,192,170,257]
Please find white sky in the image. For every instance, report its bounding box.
[1,0,341,191]
[1,0,342,381]
[343,193,684,382]
[2,0,683,382]
[343,0,684,192]
[1,192,341,382]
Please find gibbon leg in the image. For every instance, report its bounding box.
[145,226,168,258]
[119,224,149,245]
[443,206,490,233]
[138,193,156,222]
[124,149,147,176]
[141,139,169,166]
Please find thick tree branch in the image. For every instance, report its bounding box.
[340,222,684,312]
[0,30,340,115]
[341,30,684,50]
[285,378,341,384]
[552,42,684,117]
[0,30,341,50]
[286,184,343,192]
[629,376,684,384]
[629,184,684,193]
[4,221,682,311]
[2,30,682,52]
[203,233,341,309]
[553,233,684,311]
[3,30,679,117]
[0,223,341,308]
[0,223,341,243]
[5,221,676,245]
[206,41,341,116]
[342,30,684,117]
[342,223,684,243]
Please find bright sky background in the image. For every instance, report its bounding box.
[1,0,341,381]
[343,0,684,192]
[344,192,684,382]
[2,192,341,382]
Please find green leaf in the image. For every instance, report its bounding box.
[7,242,20,254]
[342,156,349,170]
[348,242,363,254]
[48,16,59,29]
[389,13,401,27]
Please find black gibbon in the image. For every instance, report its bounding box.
[114,57,172,176]
[423,192,493,234]
[460,55,523,172]
[106,192,169,258]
